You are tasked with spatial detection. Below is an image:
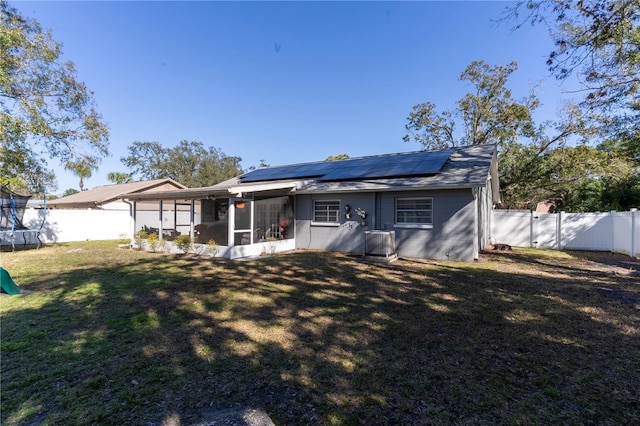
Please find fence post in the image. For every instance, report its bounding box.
[557,211,564,250]
[610,210,617,253]
[632,208,638,258]
[529,210,534,248]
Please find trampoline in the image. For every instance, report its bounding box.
[0,187,47,250]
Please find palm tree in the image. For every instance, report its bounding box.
[65,158,97,191]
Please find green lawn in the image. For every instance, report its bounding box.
[1,241,638,425]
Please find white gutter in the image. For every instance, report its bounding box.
[227,181,300,197]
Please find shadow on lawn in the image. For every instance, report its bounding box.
[1,249,639,425]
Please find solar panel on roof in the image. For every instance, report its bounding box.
[319,149,453,181]
[238,162,330,183]
[238,149,454,183]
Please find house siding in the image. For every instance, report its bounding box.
[379,189,476,261]
[295,193,375,254]
[295,188,479,261]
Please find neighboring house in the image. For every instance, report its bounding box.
[121,145,499,261]
[1,179,189,247]
[47,179,187,210]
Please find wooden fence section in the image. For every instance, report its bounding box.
[492,209,640,257]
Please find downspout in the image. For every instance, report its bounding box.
[159,200,164,240]
[122,199,135,243]
[472,187,479,261]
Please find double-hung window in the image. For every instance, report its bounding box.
[313,200,340,225]
[395,197,433,228]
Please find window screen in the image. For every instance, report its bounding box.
[313,200,340,223]
[395,198,433,224]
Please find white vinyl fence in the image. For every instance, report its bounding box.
[4,207,639,258]
[0,208,131,246]
[492,209,640,257]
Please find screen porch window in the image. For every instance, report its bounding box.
[395,197,433,225]
[313,200,340,223]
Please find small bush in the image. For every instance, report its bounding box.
[134,229,149,250]
[205,239,218,257]
[146,233,164,252]
[173,235,192,254]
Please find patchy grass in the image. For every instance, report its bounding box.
[1,242,638,425]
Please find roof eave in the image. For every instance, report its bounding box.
[119,187,228,201]
[295,181,490,194]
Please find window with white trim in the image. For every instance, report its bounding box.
[395,197,433,225]
[313,200,341,223]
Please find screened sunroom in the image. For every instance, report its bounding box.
[121,182,297,259]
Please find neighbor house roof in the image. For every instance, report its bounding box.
[48,178,187,209]
[119,145,499,203]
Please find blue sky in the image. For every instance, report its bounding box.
[16,1,573,195]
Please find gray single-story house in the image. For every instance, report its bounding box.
[121,144,499,261]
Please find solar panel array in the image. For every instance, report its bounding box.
[239,149,454,183]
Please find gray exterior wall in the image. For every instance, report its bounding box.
[295,192,375,254]
[378,189,475,261]
[295,188,485,261]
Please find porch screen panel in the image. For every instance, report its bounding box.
[254,196,293,241]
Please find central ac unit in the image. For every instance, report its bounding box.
[364,230,398,262]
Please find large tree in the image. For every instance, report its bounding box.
[506,0,640,139]
[121,140,243,188]
[0,1,109,193]
[404,61,539,149]
[402,60,639,210]
[499,142,636,211]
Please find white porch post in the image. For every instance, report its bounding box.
[190,199,195,241]
[228,198,235,248]
[250,199,255,245]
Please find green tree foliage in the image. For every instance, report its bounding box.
[245,159,270,172]
[325,154,350,161]
[64,157,97,191]
[404,61,538,149]
[0,2,109,193]
[404,59,638,211]
[107,172,133,184]
[500,143,637,211]
[502,0,640,210]
[507,0,640,138]
[121,140,243,187]
[62,188,79,197]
